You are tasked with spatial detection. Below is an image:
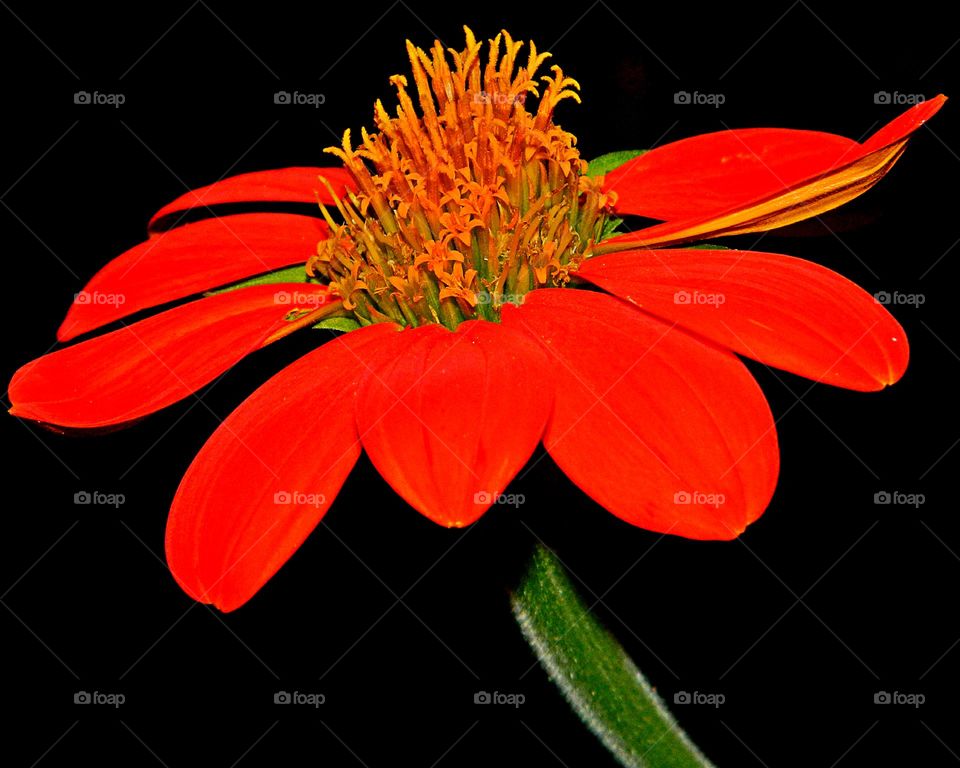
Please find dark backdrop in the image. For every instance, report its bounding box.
[2,1,957,765]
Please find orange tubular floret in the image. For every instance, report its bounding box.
[308,26,614,329]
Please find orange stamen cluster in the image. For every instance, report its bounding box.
[308,27,617,329]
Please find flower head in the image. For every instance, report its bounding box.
[8,27,945,610]
[310,28,612,328]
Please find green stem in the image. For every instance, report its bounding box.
[511,544,716,768]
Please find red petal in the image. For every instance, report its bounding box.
[861,95,947,152]
[9,283,331,428]
[503,290,779,539]
[603,95,946,246]
[604,129,858,221]
[148,166,354,230]
[576,250,908,391]
[58,213,327,341]
[356,320,552,527]
[166,323,401,612]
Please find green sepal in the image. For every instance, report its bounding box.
[586,150,648,178]
[205,264,315,296]
[311,317,362,332]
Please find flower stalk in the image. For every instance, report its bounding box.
[513,543,715,768]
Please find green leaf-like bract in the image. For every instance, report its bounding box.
[312,317,361,332]
[512,544,715,768]
[586,150,648,178]
[206,264,315,295]
[599,216,626,242]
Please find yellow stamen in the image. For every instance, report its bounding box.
[309,26,614,329]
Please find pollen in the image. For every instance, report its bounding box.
[307,26,617,329]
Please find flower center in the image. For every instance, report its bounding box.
[308,27,617,329]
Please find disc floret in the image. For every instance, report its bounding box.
[308,27,617,329]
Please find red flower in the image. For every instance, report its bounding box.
[8,28,944,610]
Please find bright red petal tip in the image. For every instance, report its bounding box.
[576,249,908,390]
[504,290,779,540]
[166,323,401,612]
[58,213,328,341]
[9,283,330,429]
[603,96,946,247]
[356,320,553,527]
[148,166,355,230]
[861,94,947,152]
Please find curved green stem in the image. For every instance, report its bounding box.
[511,544,716,768]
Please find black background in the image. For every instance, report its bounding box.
[2,1,958,765]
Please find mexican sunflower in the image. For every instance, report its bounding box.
[8,28,944,611]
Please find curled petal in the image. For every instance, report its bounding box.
[604,129,858,221]
[603,96,946,248]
